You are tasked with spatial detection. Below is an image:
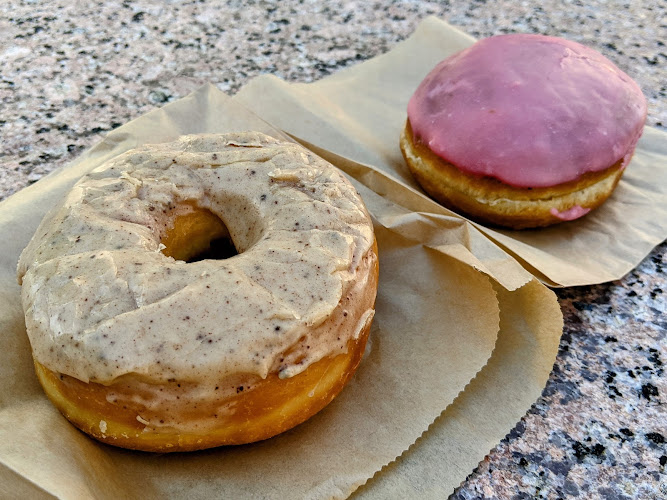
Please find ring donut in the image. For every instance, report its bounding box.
[18,132,378,452]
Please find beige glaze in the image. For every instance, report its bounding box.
[18,133,376,393]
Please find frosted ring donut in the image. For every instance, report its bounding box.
[17,132,378,452]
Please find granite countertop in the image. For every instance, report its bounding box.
[1,1,665,498]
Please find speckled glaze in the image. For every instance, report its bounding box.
[18,132,375,385]
[1,1,665,498]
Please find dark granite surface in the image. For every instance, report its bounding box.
[1,1,665,498]
[452,241,666,499]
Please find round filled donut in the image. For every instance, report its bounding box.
[17,132,378,452]
[401,34,647,229]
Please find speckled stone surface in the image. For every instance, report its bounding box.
[1,1,665,498]
[452,243,667,499]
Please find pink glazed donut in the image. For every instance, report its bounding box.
[400,34,647,229]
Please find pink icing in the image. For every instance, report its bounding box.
[407,34,647,188]
[549,205,591,221]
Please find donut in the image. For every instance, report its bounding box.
[401,34,647,229]
[17,132,378,452]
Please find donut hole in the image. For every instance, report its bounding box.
[187,236,238,262]
[160,204,238,262]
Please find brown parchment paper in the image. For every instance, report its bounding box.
[235,16,667,287]
[0,85,561,499]
[355,280,563,498]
